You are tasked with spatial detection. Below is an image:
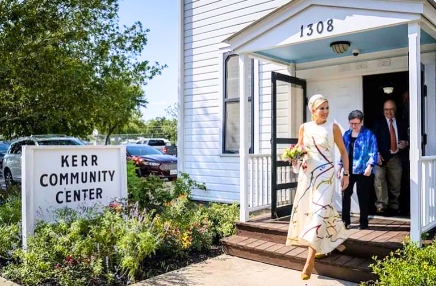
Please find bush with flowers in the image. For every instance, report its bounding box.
[0,163,239,285]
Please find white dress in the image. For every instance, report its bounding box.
[286,120,348,254]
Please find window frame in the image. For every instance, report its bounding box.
[222,53,255,154]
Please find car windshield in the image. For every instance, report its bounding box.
[37,139,84,146]
[127,145,163,156]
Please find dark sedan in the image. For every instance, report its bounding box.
[126,145,177,181]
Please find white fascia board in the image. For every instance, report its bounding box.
[226,0,425,53]
[234,7,421,54]
[423,3,436,35]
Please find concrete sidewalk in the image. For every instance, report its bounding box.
[134,254,359,286]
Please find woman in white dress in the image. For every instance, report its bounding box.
[286,94,350,280]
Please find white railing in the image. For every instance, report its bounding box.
[421,156,436,232]
[276,158,297,207]
[248,154,271,212]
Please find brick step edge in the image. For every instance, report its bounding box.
[221,235,378,284]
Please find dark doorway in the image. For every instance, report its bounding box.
[362,71,410,217]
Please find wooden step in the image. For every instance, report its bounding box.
[236,218,409,259]
[221,235,377,283]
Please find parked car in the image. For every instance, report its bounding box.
[0,142,10,174]
[2,136,84,187]
[162,145,177,157]
[126,145,177,181]
[136,138,177,156]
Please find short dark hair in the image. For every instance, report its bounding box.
[348,110,364,121]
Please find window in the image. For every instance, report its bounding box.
[148,140,165,147]
[10,142,23,154]
[223,53,254,154]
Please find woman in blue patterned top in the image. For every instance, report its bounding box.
[338,110,378,230]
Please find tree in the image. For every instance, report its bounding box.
[0,0,164,139]
[140,103,178,144]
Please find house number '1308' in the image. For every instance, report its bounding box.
[300,19,334,37]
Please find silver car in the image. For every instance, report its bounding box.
[2,136,84,187]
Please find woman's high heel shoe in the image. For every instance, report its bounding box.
[301,273,311,280]
[301,263,313,280]
[315,253,329,259]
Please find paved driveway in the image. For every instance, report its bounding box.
[134,254,359,286]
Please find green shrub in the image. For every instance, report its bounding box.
[0,167,235,285]
[205,202,239,242]
[362,239,436,286]
[2,206,158,286]
[0,186,22,225]
[126,160,206,214]
[0,223,20,260]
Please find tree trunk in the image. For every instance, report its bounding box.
[105,124,118,145]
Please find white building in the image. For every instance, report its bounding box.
[178,0,436,244]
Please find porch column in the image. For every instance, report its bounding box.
[408,22,422,245]
[239,54,249,222]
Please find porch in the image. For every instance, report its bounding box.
[223,0,436,247]
[222,215,412,283]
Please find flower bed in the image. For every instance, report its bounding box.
[0,162,239,285]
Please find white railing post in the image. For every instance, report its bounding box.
[239,54,249,222]
[408,22,422,245]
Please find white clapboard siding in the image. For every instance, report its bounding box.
[184,85,218,96]
[187,168,240,178]
[184,148,220,156]
[184,121,220,129]
[185,127,220,135]
[185,65,219,76]
[185,0,222,11]
[185,94,219,103]
[184,106,219,116]
[185,99,219,109]
[185,58,218,70]
[182,0,289,203]
[185,114,220,123]
[185,77,218,87]
[185,161,240,171]
[185,23,253,44]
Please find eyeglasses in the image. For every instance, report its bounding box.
[349,122,361,126]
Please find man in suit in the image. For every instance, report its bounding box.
[373,99,409,215]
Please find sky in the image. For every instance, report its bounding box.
[118,0,178,121]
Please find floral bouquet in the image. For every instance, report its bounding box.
[281,145,308,173]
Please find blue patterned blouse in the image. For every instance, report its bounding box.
[339,126,378,175]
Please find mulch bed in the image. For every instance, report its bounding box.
[139,245,224,280]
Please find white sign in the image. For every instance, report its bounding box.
[22,146,127,246]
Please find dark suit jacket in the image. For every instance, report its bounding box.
[373,117,408,164]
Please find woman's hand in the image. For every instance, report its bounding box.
[341,176,349,191]
[363,165,372,176]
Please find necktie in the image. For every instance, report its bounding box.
[389,119,397,152]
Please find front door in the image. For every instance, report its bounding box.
[271,72,306,218]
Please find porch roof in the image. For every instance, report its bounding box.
[257,24,436,64]
[223,0,436,64]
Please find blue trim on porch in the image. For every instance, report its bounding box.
[256,25,436,64]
